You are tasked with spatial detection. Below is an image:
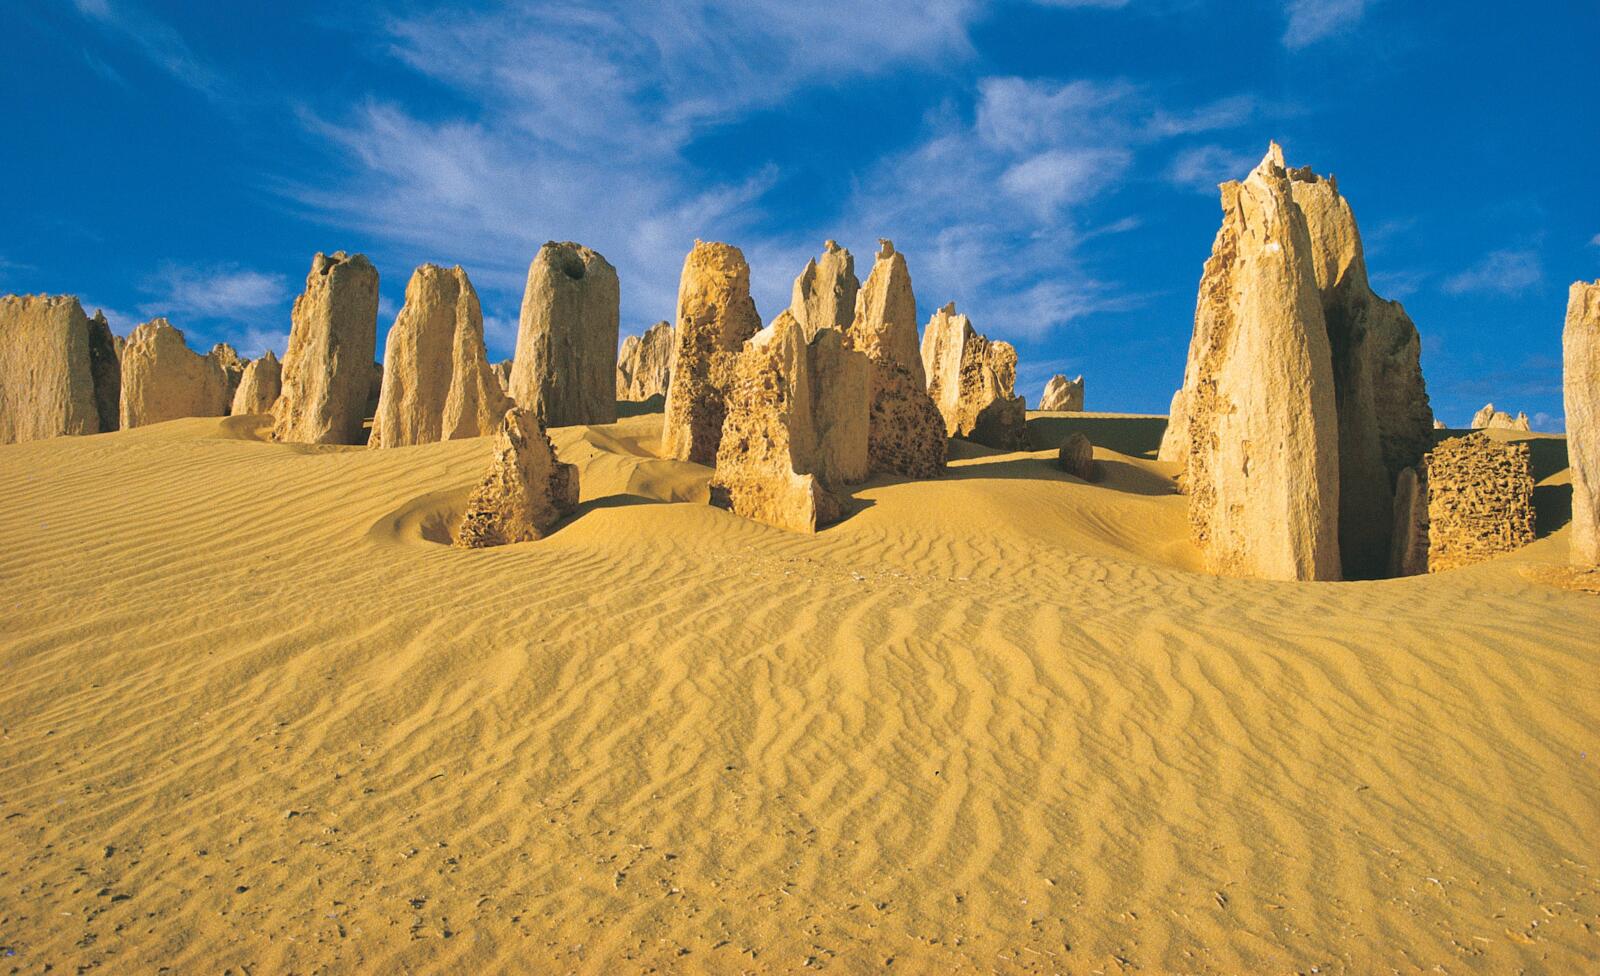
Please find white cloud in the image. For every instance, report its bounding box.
[1283,0,1368,49]
[1590,232,1600,246]
[1165,144,1256,193]
[71,0,230,99]
[1000,148,1132,217]
[139,265,287,320]
[1441,249,1542,296]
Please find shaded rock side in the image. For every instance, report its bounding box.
[508,241,620,427]
[711,311,869,533]
[1057,431,1096,481]
[1417,433,1535,573]
[661,241,762,463]
[369,264,509,448]
[456,407,579,547]
[272,251,380,445]
[1157,389,1188,468]
[209,343,246,410]
[119,318,230,428]
[0,295,106,443]
[790,240,859,339]
[231,350,282,416]
[86,310,120,433]
[1039,374,1085,412]
[1165,143,1342,581]
[1564,279,1600,565]
[492,359,513,399]
[849,239,924,387]
[920,302,1028,451]
[1388,466,1429,577]
[616,320,674,401]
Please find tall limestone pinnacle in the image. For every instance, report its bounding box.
[1565,279,1600,566]
[790,240,859,339]
[509,242,620,427]
[849,239,924,389]
[661,241,763,464]
[0,294,109,443]
[272,251,380,445]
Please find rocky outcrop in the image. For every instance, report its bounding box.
[119,318,230,428]
[1405,434,1536,573]
[711,311,869,532]
[616,320,674,401]
[209,343,246,409]
[790,240,859,339]
[849,239,924,388]
[456,407,579,547]
[369,264,509,449]
[1565,280,1600,565]
[1163,144,1342,581]
[491,359,513,399]
[1039,374,1084,412]
[508,242,619,427]
[1057,432,1096,481]
[272,251,379,445]
[1157,389,1189,469]
[921,302,1028,450]
[1433,418,1448,429]
[231,350,282,415]
[661,241,763,463]
[0,295,105,443]
[863,363,948,479]
[1469,403,1530,431]
[86,310,120,432]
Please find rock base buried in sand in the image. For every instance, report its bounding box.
[920,302,1027,451]
[1415,433,1536,573]
[1057,432,1096,481]
[456,407,579,547]
[119,318,230,429]
[231,350,282,416]
[0,294,107,444]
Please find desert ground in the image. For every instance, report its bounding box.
[0,407,1594,975]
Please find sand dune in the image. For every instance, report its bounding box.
[0,411,1595,974]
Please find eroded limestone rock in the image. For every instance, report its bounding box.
[921,302,1027,450]
[661,241,762,463]
[272,251,379,445]
[1414,434,1536,573]
[231,350,282,416]
[369,264,509,448]
[1057,432,1096,481]
[790,241,859,339]
[456,407,579,547]
[616,320,674,401]
[509,242,619,427]
[1470,403,1530,431]
[1564,279,1600,565]
[119,318,230,428]
[209,343,246,409]
[850,239,924,388]
[0,295,103,443]
[1039,374,1084,412]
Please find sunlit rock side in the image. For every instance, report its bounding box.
[456,407,579,547]
[119,318,230,429]
[661,241,762,464]
[509,242,620,427]
[272,251,380,445]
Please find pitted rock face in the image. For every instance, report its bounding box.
[661,241,762,464]
[616,321,674,402]
[1564,279,1600,565]
[369,264,509,449]
[0,294,104,443]
[790,241,859,340]
[509,241,620,427]
[1412,434,1536,573]
[920,302,1028,451]
[1039,374,1085,412]
[231,350,282,416]
[272,251,380,445]
[120,318,230,429]
[456,407,579,547]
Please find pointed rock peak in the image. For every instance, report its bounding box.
[877,239,895,259]
[939,301,957,316]
[1264,141,1286,168]
[822,240,840,253]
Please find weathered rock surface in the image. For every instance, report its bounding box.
[1388,466,1428,577]
[1163,144,1342,581]
[272,251,379,445]
[492,359,513,399]
[850,239,925,388]
[209,343,246,409]
[1564,279,1600,565]
[0,294,104,443]
[119,318,230,429]
[790,241,859,339]
[508,242,619,427]
[662,241,763,463]
[921,302,1028,450]
[1039,374,1084,412]
[616,320,674,401]
[231,350,282,416]
[711,312,869,532]
[86,310,120,432]
[1412,434,1535,573]
[1157,389,1189,469]
[369,264,509,449]
[1469,403,1530,431]
[456,407,579,547]
[1057,431,1096,481]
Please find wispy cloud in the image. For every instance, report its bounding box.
[70,0,230,100]
[1441,248,1542,296]
[138,264,288,320]
[1283,0,1368,50]
[1165,144,1257,193]
[1590,232,1600,246]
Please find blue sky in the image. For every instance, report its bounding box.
[4,1,1596,428]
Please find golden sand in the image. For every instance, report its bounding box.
[0,411,1595,973]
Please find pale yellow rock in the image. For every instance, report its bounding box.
[0,294,104,443]
[209,343,246,410]
[119,318,230,429]
[1039,374,1084,412]
[1564,279,1600,565]
[369,265,509,449]
[272,251,379,445]
[662,241,762,463]
[850,239,924,387]
[491,359,513,400]
[230,350,282,416]
[1470,403,1530,431]
[616,321,674,401]
[456,407,579,547]
[509,242,619,427]
[1156,389,1189,467]
[1419,434,1535,572]
[1165,143,1342,581]
[790,240,859,339]
[920,302,1027,450]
